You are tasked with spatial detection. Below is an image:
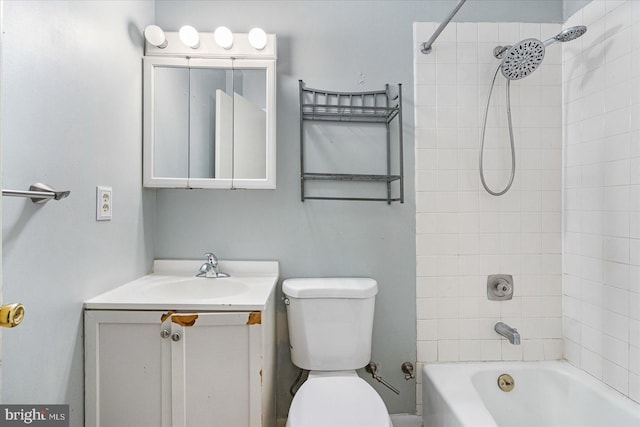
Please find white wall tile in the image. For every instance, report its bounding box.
[480,340,502,360]
[604,238,630,264]
[438,24,457,42]
[522,316,543,337]
[436,43,457,64]
[561,1,640,403]
[543,339,563,359]
[437,85,458,107]
[519,23,540,40]
[582,301,604,330]
[416,340,438,362]
[417,319,438,341]
[459,340,481,361]
[417,277,438,298]
[583,0,605,25]
[436,63,458,85]
[603,360,629,394]
[477,23,499,43]
[604,310,630,342]
[581,348,603,379]
[502,341,524,360]
[631,346,640,375]
[523,339,544,360]
[415,21,562,367]
[438,340,460,361]
[457,23,477,43]
[565,338,582,365]
[629,374,640,402]
[498,23,519,43]
[604,286,629,315]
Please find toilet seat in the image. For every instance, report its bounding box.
[286,371,392,427]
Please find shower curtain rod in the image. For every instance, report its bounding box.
[420,0,468,54]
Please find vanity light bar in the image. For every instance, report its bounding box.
[144,27,276,59]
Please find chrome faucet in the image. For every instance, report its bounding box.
[495,322,521,345]
[196,253,229,278]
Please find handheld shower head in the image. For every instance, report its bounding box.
[482,23,588,196]
[543,25,587,46]
[496,25,587,80]
[500,38,545,80]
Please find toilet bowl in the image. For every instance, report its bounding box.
[283,278,392,427]
[286,371,392,427]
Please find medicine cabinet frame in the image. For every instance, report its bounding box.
[142,32,277,190]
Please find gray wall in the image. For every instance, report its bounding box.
[1,1,154,424]
[155,0,566,418]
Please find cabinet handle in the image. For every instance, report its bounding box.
[171,332,182,342]
[160,329,170,339]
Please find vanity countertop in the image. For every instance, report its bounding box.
[84,260,279,311]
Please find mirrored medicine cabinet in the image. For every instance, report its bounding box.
[143,32,276,189]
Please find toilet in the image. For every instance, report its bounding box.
[283,277,392,427]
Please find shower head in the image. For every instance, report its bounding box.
[543,25,587,46]
[500,38,545,80]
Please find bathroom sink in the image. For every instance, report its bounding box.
[84,260,279,311]
[143,277,249,300]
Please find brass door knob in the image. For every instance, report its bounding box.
[0,303,24,328]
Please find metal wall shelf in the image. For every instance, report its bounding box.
[302,173,402,182]
[299,80,404,204]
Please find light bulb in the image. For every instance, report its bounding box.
[214,26,234,49]
[144,25,167,49]
[248,27,267,50]
[179,25,200,49]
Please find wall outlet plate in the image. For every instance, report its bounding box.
[96,186,112,221]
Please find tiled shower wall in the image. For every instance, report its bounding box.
[413,22,563,408]
[562,0,640,402]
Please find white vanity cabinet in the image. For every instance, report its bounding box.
[83,260,278,427]
[85,307,274,427]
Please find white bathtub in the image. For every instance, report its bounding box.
[422,361,640,427]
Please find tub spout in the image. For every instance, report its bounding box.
[495,322,521,345]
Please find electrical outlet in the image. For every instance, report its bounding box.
[96,186,112,221]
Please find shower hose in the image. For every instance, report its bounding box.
[479,64,516,196]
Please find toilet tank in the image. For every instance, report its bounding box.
[282,278,377,371]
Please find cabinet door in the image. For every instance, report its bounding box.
[169,312,263,427]
[85,310,170,427]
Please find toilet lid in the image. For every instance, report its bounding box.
[287,373,391,427]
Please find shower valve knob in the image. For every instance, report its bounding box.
[487,274,514,301]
